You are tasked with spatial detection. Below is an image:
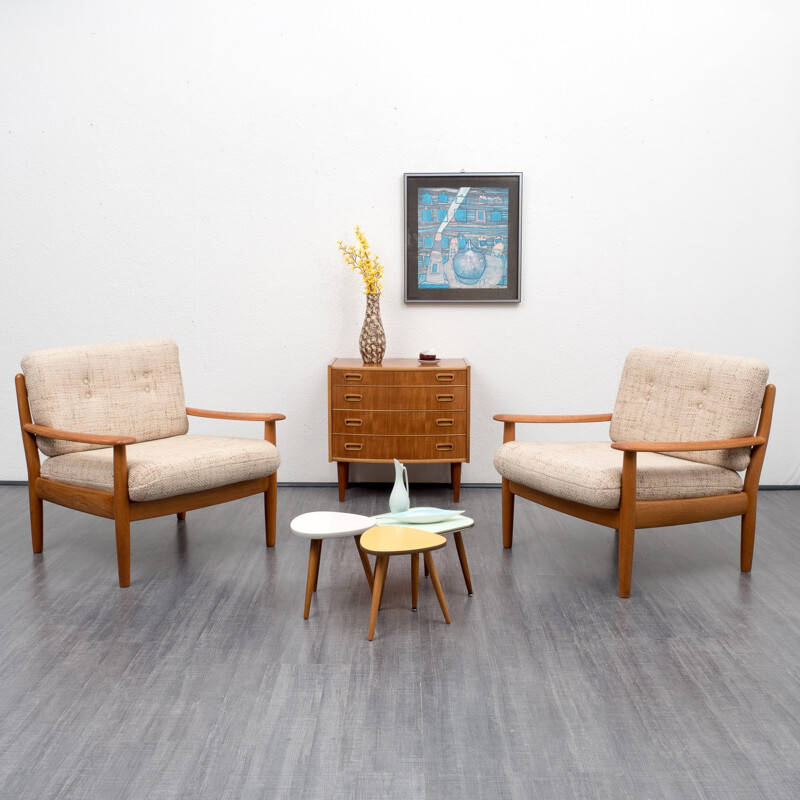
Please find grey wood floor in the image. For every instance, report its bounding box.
[1,484,799,799]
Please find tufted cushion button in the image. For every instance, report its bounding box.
[83,378,89,384]
[144,386,150,393]
[698,403,703,409]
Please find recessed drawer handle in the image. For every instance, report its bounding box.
[436,394,454,402]
[436,373,455,382]
[344,394,363,402]
[436,418,454,427]
[343,373,363,382]
[435,443,454,451]
[344,443,363,451]
[344,418,363,426]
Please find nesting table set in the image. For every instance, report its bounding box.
[290,510,474,641]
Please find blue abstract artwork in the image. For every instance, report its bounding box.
[416,186,509,290]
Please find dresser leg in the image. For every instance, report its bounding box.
[337,461,349,502]
[450,462,462,503]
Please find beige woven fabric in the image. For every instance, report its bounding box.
[610,347,768,471]
[493,441,743,509]
[40,435,281,502]
[22,339,189,457]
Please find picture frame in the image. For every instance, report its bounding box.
[404,172,522,303]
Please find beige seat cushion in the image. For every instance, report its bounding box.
[40,435,280,502]
[494,441,743,510]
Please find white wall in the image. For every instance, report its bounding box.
[2,0,799,485]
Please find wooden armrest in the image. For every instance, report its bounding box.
[23,423,136,446]
[610,436,765,453]
[186,407,286,422]
[493,413,612,423]
[495,413,612,443]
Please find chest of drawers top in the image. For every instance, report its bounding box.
[329,358,469,386]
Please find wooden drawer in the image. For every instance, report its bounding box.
[330,367,466,387]
[331,434,467,461]
[331,410,468,436]
[331,386,467,411]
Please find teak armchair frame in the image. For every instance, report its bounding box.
[494,383,776,598]
[15,373,285,588]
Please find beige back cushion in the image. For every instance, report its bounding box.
[610,347,768,471]
[22,338,189,456]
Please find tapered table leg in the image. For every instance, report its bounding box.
[304,539,322,619]
[423,552,450,624]
[453,531,473,595]
[354,535,374,591]
[369,556,390,641]
[411,552,419,611]
[312,539,323,593]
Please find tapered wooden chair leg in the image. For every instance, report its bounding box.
[368,556,390,641]
[617,525,634,598]
[113,445,131,588]
[265,473,277,547]
[423,552,450,624]
[741,503,757,572]
[29,488,43,553]
[502,479,515,548]
[114,515,131,588]
[617,451,636,598]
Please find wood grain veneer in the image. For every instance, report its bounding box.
[329,358,470,502]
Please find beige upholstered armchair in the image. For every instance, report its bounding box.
[15,339,285,587]
[494,347,775,597]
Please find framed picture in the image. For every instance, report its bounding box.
[404,172,522,303]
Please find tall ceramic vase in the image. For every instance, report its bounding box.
[389,459,410,514]
[359,293,386,364]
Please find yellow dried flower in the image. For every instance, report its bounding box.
[337,225,384,295]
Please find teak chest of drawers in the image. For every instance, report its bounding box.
[328,358,471,502]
